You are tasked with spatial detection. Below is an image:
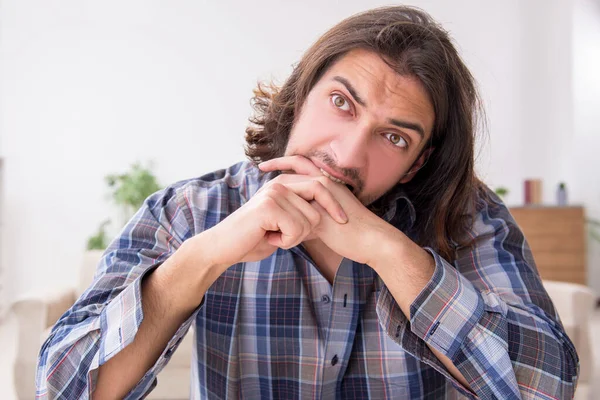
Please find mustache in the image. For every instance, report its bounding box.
[304,150,364,194]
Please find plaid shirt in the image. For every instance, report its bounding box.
[36,161,579,399]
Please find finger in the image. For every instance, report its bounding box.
[255,170,312,196]
[259,155,322,176]
[283,190,322,229]
[261,202,305,249]
[285,180,348,224]
[263,185,312,248]
[272,194,313,246]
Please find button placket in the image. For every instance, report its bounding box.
[320,259,358,399]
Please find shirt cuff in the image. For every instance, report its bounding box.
[408,248,485,359]
[98,266,155,363]
[375,271,478,400]
[95,265,202,397]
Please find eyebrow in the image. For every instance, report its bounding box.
[388,118,425,140]
[333,76,367,107]
[332,75,426,140]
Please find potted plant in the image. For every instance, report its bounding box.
[104,162,163,224]
[494,186,510,201]
[82,162,161,291]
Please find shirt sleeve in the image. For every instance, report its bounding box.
[36,184,201,399]
[376,191,580,399]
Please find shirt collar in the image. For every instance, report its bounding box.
[371,185,416,229]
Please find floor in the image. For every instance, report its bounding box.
[1,309,599,400]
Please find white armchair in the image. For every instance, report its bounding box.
[12,288,77,400]
[11,250,193,400]
[543,280,597,399]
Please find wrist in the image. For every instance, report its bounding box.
[369,226,435,280]
[153,231,228,313]
[368,224,406,270]
[368,228,435,318]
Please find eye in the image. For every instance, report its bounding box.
[331,94,351,112]
[384,132,408,149]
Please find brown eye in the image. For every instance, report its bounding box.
[384,132,408,148]
[331,94,350,111]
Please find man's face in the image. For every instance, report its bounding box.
[285,48,435,205]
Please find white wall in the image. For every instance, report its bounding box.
[572,0,600,295]
[0,0,597,300]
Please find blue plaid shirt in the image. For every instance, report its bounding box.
[37,161,579,399]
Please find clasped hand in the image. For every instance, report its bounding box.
[206,156,392,268]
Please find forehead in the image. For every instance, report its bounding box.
[318,48,435,136]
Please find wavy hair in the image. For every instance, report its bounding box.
[244,6,485,260]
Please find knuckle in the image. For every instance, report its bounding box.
[261,196,278,210]
[284,228,301,245]
[317,176,333,188]
[267,182,287,195]
[312,179,326,191]
[308,210,321,226]
[303,215,312,229]
[275,175,293,185]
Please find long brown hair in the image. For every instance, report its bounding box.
[245,6,485,260]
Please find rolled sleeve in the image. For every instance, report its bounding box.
[98,266,148,363]
[37,183,199,399]
[408,248,485,359]
[97,266,201,399]
[377,188,579,399]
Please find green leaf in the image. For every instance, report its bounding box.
[108,162,162,210]
[86,161,162,249]
[86,220,110,250]
[494,187,509,197]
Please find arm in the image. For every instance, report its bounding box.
[36,186,206,399]
[91,232,225,399]
[37,166,348,399]
[257,156,579,398]
[371,229,474,391]
[371,195,580,399]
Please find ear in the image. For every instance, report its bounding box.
[399,147,434,183]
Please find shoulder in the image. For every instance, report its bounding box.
[465,183,523,244]
[141,160,273,237]
[150,160,268,208]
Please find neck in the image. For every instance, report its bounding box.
[301,238,343,284]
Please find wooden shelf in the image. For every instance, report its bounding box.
[510,206,586,285]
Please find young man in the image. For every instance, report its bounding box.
[37,6,579,399]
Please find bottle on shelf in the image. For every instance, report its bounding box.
[557,182,568,206]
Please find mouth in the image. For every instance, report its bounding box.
[320,168,354,192]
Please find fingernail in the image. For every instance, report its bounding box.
[339,209,348,223]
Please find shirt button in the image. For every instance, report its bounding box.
[165,346,176,358]
[165,336,183,358]
[321,295,331,304]
[331,354,339,366]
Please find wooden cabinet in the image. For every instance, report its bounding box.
[510,207,586,285]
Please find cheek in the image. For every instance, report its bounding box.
[365,153,408,192]
[288,103,337,151]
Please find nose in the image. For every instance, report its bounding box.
[329,125,369,170]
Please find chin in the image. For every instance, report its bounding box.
[360,192,382,206]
